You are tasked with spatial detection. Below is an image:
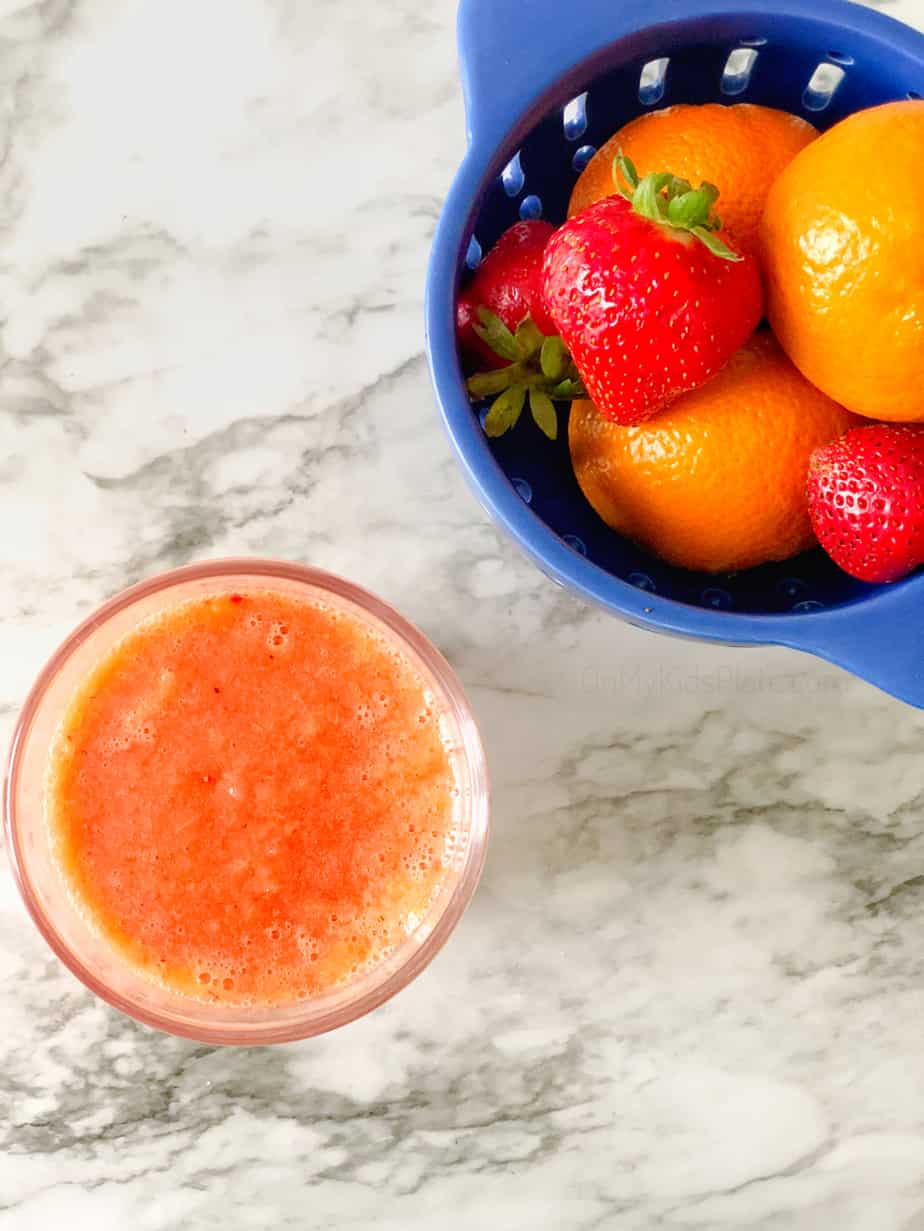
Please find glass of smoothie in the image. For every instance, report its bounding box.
[4,559,489,1043]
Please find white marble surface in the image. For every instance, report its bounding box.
[2,0,924,1227]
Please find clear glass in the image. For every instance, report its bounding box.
[3,559,490,1045]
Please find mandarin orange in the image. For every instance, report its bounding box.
[761,100,924,421]
[569,332,858,573]
[568,102,816,256]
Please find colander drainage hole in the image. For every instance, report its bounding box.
[721,47,758,96]
[511,477,533,504]
[502,151,525,197]
[572,144,596,174]
[827,50,854,66]
[628,571,657,593]
[909,91,922,100]
[791,599,825,614]
[563,534,587,556]
[465,236,482,270]
[777,577,807,602]
[563,93,588,141]
[802,62,845,112]
[638,58,669,106]
[519,194,543,220]
[701,587,732,610]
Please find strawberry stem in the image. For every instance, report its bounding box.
[464,309,585,440]
[611,153,742,261]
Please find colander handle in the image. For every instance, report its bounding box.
[456,0,651,148]
[789,585,924,709]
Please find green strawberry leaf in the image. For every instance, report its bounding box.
[529,390,558,440]
[667,183,719,229]
[484,385,526,437]
[472,307,520,362]
[466,365,523,398]
[633,172,673,224]
[540,336,570,382]
[690,224,743,262]
[514,316,545,360]
[549,377,587,399]
[612,152,640,200]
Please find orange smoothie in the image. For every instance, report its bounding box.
[46,590,461,1006]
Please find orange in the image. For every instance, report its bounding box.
[761,100,924,422]
[568,103,816,256]
[569,332,857,574]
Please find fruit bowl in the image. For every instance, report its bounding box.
[426,0,924,707]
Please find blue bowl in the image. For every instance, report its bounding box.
[426,0,924,707]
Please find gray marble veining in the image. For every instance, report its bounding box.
[2,0,924,1227]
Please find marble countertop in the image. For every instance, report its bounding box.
[3,0,924,1227]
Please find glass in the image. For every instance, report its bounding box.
[3,559,490,1044]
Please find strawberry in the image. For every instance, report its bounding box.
[541,156,763,425]
[808,424,924,584]
[457,220,585,441]
[456,220,558,370]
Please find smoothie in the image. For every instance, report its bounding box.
[46,588,461,1006]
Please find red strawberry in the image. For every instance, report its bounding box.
[541,157,763,425]
[808,424,924,583]
[456,220,585,441]
[456,220,558,369]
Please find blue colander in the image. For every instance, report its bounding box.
[425,0,924,706]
